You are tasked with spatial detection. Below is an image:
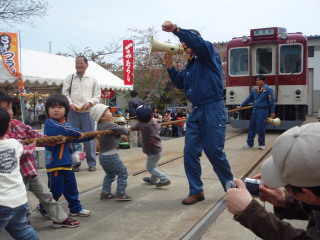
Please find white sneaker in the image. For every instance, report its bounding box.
[69,209,91,217]
[242,143,253,149]
[259,145,265,150]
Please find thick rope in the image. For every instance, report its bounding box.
[23,119,187,145]
[226,105,253,113]
[23,106,253,146]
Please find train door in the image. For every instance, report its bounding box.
[251,44,277,76]
[308,68,314,115]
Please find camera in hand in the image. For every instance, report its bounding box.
[226,178,261,196]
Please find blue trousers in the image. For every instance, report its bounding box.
[184,101,233,195]
[68,110,96,167]
[47,170,83,213]
[0,203,39,240]
[146,152,170,183]
[247,108,269,146]
[99,154,128,195]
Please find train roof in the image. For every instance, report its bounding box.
[227,27,307,47]
[307,35,320,39]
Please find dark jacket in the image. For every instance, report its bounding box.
[135,119,162,155]
[97,122,129,153]
[234,196,320,240]
[168,28,224,106]
[128,97,144,119]
[241,83,276,113]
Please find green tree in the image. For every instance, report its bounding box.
[0,0,49,28]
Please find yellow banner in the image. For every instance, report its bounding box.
[0,32,26,96]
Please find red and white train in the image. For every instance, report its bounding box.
[225,27,308,130]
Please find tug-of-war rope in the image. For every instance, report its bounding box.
[23,106,252,145]
[23,119,187,145]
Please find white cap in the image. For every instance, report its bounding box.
[90,104,109,122]
[261,122,320,188]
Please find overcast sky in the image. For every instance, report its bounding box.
[5,0,320,56]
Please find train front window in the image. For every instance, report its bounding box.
[280,45,302,74]
[229,48,248,76]
[256,47,272,74]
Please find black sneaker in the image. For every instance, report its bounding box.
[52,217,80,228]
[73,166,80,172]
[156,180,171,188]
[116,192,132,201]
[142,177,156,185]
[36,205,50,219]
[88,166,96,172]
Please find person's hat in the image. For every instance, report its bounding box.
[136,105,153,123]
[261,122,320,188]
[90,103,109,122]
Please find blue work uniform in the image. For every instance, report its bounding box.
[168,28,233,194]
[241,83,276,147]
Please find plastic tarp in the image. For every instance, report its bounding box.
[0,48,132,93]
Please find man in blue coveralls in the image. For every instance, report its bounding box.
[238,74,276,150]
[162,21,234,205]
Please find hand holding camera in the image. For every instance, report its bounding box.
[226,178,261,196]
[246,174,286,207]
[225,178,253,215]
[226,176,287,216]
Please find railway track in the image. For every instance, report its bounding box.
[181,146,272,240]
[78,131,272,240]
[23,129,281,240]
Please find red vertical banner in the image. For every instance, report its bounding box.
[123,40,134,85]
[0,32,26,96]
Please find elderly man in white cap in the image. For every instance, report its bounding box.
[226,122,320,239]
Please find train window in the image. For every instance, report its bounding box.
[280,45,302,74]
[308,46,314,57]
[256,47,272,74]
[229,48,248,76]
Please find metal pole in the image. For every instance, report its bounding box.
[18,31,25,123]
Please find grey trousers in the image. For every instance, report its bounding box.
[24,175,67,222]
[129,119,142,148]
[68,110,96,167]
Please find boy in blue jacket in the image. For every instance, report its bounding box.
[38,94,92,217]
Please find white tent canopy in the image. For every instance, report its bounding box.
[0,48,132,93]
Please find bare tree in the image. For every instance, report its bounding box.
[126,27,188,111]
[0,0,49,28]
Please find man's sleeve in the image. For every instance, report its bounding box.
[274,194,309,220]
[234,199,305,239]
[62,74,73,104]
[91,77,101,105]
[241,92,254,107]
[268,87,276,113]
[168,67,185,89]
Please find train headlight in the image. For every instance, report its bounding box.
[241,36,249,43]
[229,91,235,101]
[280,32,288,40]
[295,89,301,100]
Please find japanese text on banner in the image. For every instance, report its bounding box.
[123,40,134,85]
[0,32,26,96]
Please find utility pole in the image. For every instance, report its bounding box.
[49,41,51,53]
[18,31,25,123]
